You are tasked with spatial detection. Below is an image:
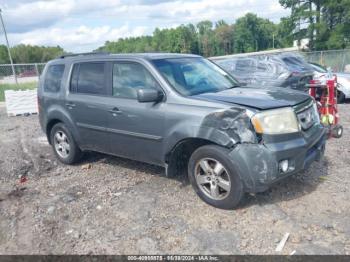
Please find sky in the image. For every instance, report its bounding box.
[0,0,290,52]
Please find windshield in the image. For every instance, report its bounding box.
[152,57,240,96]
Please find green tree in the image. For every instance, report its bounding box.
[279,0,350,50]
[234,13,277,53]
[279,0,316,48]
[0,45,10,64]
[9,44,64,63]
[277,17,295,47]
[214,21,234,55]
[197,20,216,56]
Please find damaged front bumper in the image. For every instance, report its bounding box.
[228,125,327,193]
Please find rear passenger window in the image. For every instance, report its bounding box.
[70,62,106,95]
[44,65,65,92]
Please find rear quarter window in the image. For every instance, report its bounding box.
[44,64,65,93]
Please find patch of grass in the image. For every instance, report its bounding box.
[0,82,38,101]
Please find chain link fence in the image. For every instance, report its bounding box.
[0,63,46,84]
[0,49,349,85]
[303,49,350,73]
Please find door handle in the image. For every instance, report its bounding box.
[108,107,122,115]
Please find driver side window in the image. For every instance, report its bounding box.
[113,62,159,99]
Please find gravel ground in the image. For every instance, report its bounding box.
[0,102,349,255]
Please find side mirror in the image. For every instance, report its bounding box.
[137,88,163,103]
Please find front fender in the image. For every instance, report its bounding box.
[163,108,257,157]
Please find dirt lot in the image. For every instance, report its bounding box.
[0,103,349,255]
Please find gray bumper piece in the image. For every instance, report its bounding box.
[228,129,327,193]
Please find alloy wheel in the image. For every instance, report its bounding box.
[194,158,231,200]
[53,130,71,158]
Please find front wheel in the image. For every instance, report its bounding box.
[188,145,243,209]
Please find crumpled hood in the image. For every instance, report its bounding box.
[192,87,311,110]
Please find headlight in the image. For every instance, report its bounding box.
[251,107,299,134]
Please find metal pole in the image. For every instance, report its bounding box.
[341,50,346,72]
[34,63,40,81]
[0,8,17,84]
[272,34,275,49]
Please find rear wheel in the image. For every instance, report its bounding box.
[50,123,82,164]
[188,145,243,209]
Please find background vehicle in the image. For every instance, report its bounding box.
[309,62,350,103]
[38,53,326,209]
[212,52,314,92]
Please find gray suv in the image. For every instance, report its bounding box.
[38,53,326,209]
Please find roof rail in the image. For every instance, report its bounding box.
[58,51,110,59]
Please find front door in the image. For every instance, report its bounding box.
[105,61,165,165]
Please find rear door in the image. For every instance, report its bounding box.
[65,61,110,152]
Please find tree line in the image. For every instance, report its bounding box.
[0,44,64,64]
[0,0,349,63]
[97,14,283,57]
[97,0,350,56]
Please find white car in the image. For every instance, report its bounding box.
[309,62,350,103]
[336,73,350,102]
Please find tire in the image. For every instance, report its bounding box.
[188,144,244,209]
[331,124,343,139]
[337,90,346,104]
[50,122,82,164]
